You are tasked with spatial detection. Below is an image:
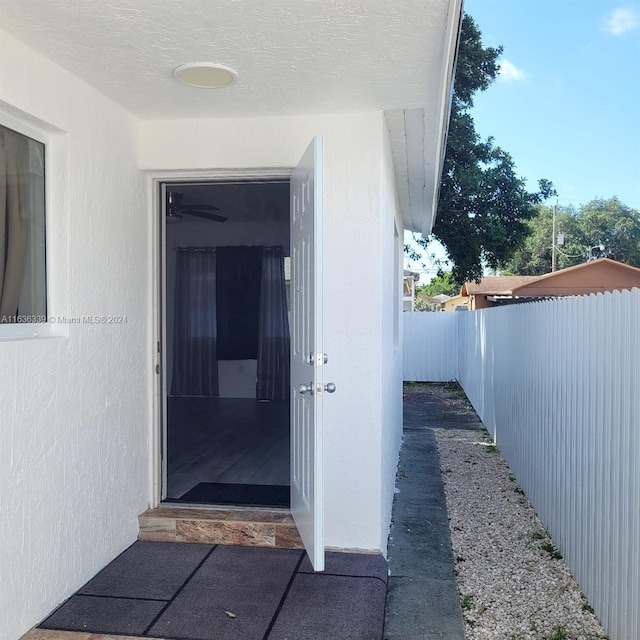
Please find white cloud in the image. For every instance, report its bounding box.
[603,7,639,35]
[498,59,527,82]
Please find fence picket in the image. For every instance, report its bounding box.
[402,312,457,381]
[403,290,640,640]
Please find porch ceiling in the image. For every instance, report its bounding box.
[0,0,462,233]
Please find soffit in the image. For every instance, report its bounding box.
[0,0,452,120]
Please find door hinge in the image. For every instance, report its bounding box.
[155,363,161,374]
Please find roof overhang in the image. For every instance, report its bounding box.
[1,0,463,235]
[386,0,463,237]
[0,1,464,121]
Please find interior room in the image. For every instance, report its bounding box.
[163,180,291,507]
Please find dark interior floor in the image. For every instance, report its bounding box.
[167,397,290,499]
[38,541,388,640]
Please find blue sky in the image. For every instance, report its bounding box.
[406,0,640,280]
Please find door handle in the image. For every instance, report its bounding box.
[324,382,336,393]
[297,383,313,395]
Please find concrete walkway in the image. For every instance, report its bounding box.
[384,383,483,639]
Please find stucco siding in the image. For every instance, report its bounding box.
[379,120,403,554]
[0,30,149,640]
[0,38,409,640]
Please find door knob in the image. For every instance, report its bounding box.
[324,382,336,393]
[297,383,313,395]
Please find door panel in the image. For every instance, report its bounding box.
[160,182,168,500]
[290,137,324,571]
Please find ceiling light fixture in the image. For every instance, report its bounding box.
[173,63,238,89]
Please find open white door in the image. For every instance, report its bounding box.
[159,182,168,501]
[290,137,325,571]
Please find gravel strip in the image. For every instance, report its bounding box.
[435,428,608,640]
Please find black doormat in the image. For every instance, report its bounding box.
[175,482,290,508]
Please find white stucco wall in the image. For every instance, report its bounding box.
[0,37,407,637]
[140,113,392,551]
[0,31,149,640]
[379,121,404,550]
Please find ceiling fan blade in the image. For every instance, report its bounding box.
[175,207,228,222]
[182,203,221,211]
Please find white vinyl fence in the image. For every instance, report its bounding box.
[404,290,640,640]
[403,312,457,381]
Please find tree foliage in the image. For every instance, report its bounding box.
[409,14,554,285]
[504,197,640,275]
[417,271,459,297]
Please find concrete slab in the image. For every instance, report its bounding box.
[384,383,482,639]
[385,576,465,640]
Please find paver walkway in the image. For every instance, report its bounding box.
[384,382,483,639]
[29,543,386,640]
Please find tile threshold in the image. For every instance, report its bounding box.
[138,503,304,549]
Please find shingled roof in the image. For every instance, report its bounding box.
[461,275,540,296]
[461,259,640,301]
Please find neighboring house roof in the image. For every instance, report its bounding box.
[461,276,539,296]
[443,294,468,305]
[511,258,640,297]
[416,294,442,305]
[431,293,452,303]
[462,259,640,300]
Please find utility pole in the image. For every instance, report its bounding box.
[551,204,557,272]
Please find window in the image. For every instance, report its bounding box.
[0,122,47,323]
[215,246,263,360]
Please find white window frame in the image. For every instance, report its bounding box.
[0,112,59,341]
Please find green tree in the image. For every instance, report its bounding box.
[417,271,459,297]
[503,205,575,275]
[407,14,554,284]
[574,198,640,265]
[504,197,640,274]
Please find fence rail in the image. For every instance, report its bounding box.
[404,290,640,640]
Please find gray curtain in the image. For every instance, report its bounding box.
[171,248,219,397]
[0,129,29,319]
[257,246,290,400]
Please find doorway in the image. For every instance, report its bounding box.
[160,179,292,508]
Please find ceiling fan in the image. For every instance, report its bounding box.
[166,191,228,223]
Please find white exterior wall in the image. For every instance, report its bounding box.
[0,36,409,637]
[0,32,149,640]
[140,113,390,551]
[379,121,403,549]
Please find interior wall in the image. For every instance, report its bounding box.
[165,218,289,397]
[141,113,389,551]
[0,30,148,640]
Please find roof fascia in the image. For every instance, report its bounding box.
[386,0,463,237]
